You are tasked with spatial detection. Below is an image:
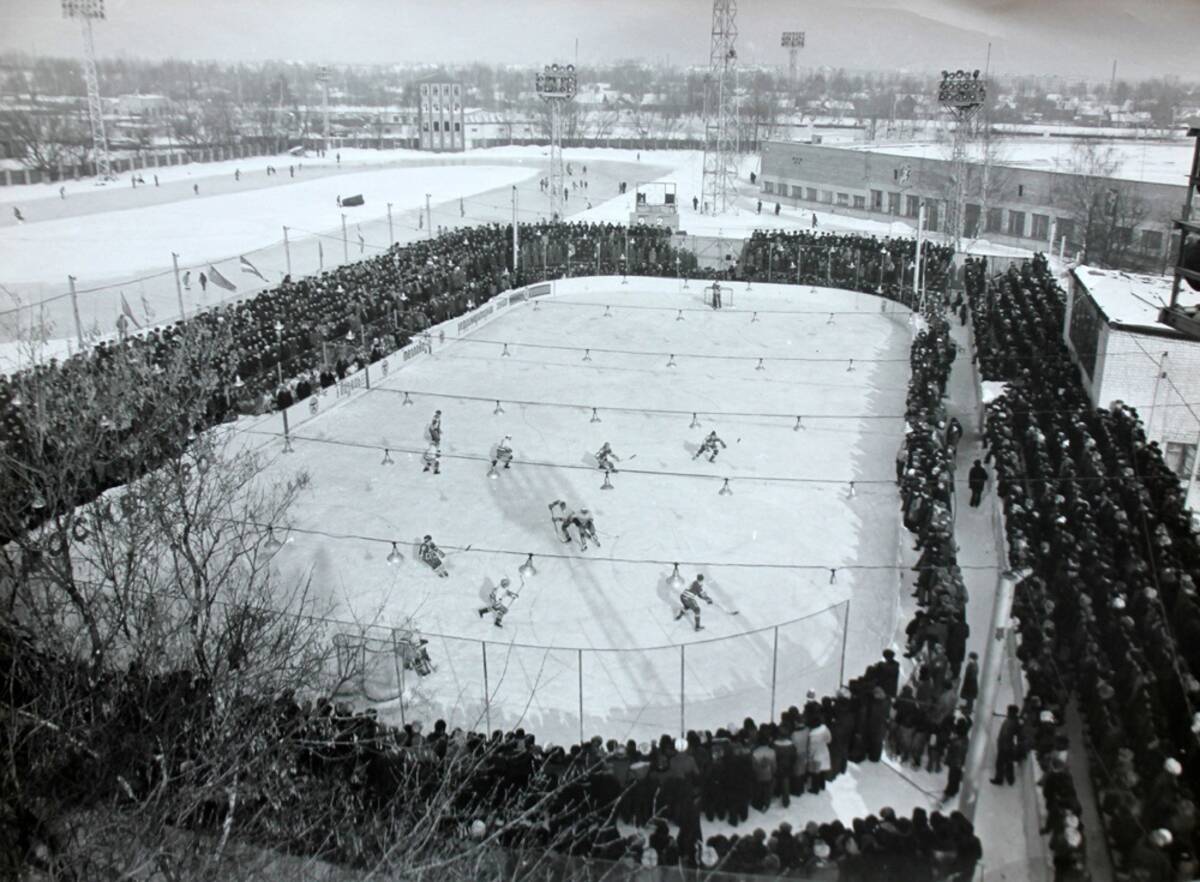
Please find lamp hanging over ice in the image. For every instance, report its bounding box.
[718,478,732,496]
[264,527,284,553]
[590,407,601,424]
[668,563,685,591]
[402,391,414,405]
[487,463,499,479]
[387,542,404,565]
[494,400,505,415]
[381,448,394,465]
[518,553,537,579]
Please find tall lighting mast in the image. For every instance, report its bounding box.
[62,0,113,181]
[701,0,739,215]
[781,31,805,87]
[536,63,577,222]
[937,69,986,251]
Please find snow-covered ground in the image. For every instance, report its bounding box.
[239,277,909,747]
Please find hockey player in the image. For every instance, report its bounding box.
[595,442,621,474]
[692,430,728,462]
[478,577,518,628]
[572,508,600,551]
[418,535,449,577]
[709,281,722,310]
[674,574,714,631]
[422,444,441,474]
[549,500,575,543]
[491,435,514,471]
[429,410,442,445]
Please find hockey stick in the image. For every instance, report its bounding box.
[712,600,740,616]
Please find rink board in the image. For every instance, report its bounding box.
[256,278,911,744]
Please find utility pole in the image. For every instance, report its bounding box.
[512,186,520,275]
[386,203,394,245]
[67,275,84,347]
[425,193,432,239]
[282,226,292,276]
[170,252,186,320]
[341,213,348,262]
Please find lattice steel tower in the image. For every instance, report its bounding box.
[701,0,738,215]
[536,64,577,223]
[937,69,986,251]
[62,0,113,181]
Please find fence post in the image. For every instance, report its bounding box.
[680,644,686,738]
[770,625,779,723]
[67,275,85,348]
[283,226,292,277]
[392,629,406,728]
[578,648,584,746]
[838,599,851,687]
[481,641,491,733]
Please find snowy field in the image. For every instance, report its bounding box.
[238,277,910,749]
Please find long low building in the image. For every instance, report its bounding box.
[759,140,1186,270]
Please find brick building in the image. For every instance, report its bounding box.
[759,141,1184,268]
[1063,265,1200,509]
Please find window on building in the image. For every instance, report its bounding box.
[433,121,440,132]
[807,187,818,202]
[1142,229,1164,253]
[926,202,939,232]
[791,184,803,198]
[871,189,883,210]
[853,195,866,209]
[1007,210,1026,237]
[821,190,834,204]
[1031,214,1050,241]
[454,122,461,132]
[1166,442,1198,480]
[1017,184,1025,197]
[836,192,849,206]
[985,208,1003,233]
[905,195,920,218]
[763,181,775,194]
[887,192,901,215]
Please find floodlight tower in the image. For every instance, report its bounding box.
[316,65,332,151]
[535,63,577,222]
[701,0,739,215]
[62,0,113,181]
[937,69,986,251]
[781,31,805,87]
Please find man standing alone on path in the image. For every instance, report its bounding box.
[991,704,1022,786]
[968,459,989,507]
[960,651,979,715]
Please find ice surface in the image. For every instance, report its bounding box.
[246,277,910,746]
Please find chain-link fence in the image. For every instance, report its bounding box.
[332,599,851,746]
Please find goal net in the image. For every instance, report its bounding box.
[702,284,734,308]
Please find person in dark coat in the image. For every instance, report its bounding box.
[991,704,1022,785]
[960,652,979,715]
[865,686,891,762]
[878,649,901,698]
[968,460,988,507]
[943,724,969,801]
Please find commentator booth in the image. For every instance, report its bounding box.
[631,182,680,233]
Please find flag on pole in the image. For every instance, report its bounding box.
[120,292,142,329]
[239,255,267,282]
[206,265,237,292]
[141,293,156,321]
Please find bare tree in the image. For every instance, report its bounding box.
[0,104,90,174]
[1052,141,1151,268]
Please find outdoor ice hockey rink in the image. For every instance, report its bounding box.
[244,276,914,748]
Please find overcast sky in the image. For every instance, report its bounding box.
[2,0,1197,80]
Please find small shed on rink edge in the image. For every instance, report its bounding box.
[1063,265,1200,511]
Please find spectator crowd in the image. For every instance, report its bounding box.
[970,253,1200,881]
[1,221,989,879]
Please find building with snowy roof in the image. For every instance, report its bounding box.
[1064,265,1200,507]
